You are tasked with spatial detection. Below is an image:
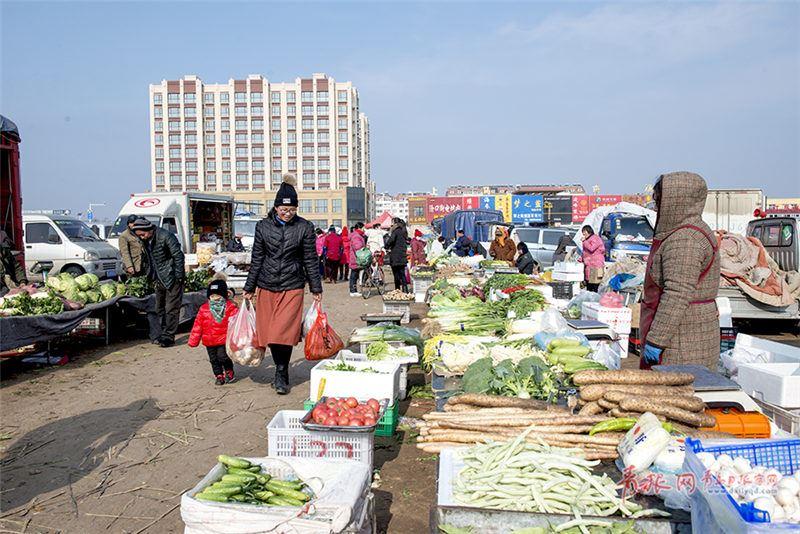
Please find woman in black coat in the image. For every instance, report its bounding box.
[516,242,539,275]
[384,218,410,293]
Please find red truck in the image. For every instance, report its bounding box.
[1,115,24,270]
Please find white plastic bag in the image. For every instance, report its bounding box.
[541,307,568,332]
[589,341,621,370]
[225,300,265,367]
[302,301,320,339]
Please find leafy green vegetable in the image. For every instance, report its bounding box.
[74,273,99,290]
[461,357,494,393]
[365,341,410,361]
[439,525,474,534]
[506,289,547,317]
[462,355,559,401]
[325,362,384,373]
[0,292,64,316]
[124,276,154,297]
[185,268,213,293]
[483,273,531,293]
[349,322,423,352]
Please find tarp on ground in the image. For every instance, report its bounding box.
[365,211,393,229]
[0,292,207,352]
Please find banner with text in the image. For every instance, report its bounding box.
[511,194,544,224]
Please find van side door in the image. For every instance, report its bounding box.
[24,222,67,275]
[539,230,563,268]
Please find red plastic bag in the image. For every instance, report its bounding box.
[226,300,265,366]
[304,302,344,361]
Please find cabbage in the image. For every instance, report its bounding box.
[62,287,79,301]
[75,291,88,304]
[58,272,74,282]
[85,289,101,304]
[75,273,99,290]
[60,278,79,293]
[45,276,63,292]
[99,283,116,300]
[116,282,126,297]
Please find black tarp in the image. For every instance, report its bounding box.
[0,292,206,352]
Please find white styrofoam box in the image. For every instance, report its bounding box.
[552,270,584,282]
[734,333,800,363]
[357,340,420,357]
[310,360,401,401]
[581,301,632,335]
[554,261,583,274]
[340,347,418,401]
[266,411,374,468]
[382,301,411,324]
[737,362,800,408]
[415,291,426,303]
[412,277,433,295]
[437,447,469,506]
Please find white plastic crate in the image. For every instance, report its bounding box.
[382,300,411,324]
[737,362,800,409]
[552,270,584,282]
[340,348,418,401]
[581,301,632,335]
[310,360,401,401]
[267,410,374,467]
[412,277,433,295]
[554,261,583,274]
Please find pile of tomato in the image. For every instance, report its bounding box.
[310,397,382,427]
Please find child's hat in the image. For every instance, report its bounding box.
[207,279,229,299]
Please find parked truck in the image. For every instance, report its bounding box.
[703,188,764,235]
[108,192,235,254]
[599,212,653,261]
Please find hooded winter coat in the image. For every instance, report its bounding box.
[645,172,720,370]
[349,229,366,270]
[340,227,350,265]
[581,234,606,279]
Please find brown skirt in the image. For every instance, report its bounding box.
[254,288,304,347]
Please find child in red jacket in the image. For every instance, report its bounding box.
[189,279,238,385]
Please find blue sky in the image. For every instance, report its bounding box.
[2,1,798,220]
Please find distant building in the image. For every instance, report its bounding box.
[375,193,409,221]
[514,184,585,195]
[446,185,516,196]
[149,73,372,228]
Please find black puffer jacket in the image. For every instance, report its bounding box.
[144,228,185,289]
[244,211,323,294]
[384,224,409,267]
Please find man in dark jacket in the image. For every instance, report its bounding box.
[0,232,27,297]
[132,218,185,347]
[384,218,409,293]
[226,234,245,252]
[453,229,472,257]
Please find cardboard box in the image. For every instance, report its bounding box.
[629,303,640,329]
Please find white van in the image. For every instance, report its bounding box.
[108,192,235,254]
[22,213,122,279]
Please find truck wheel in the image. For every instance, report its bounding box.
[62,265,85,277]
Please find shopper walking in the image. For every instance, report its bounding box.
[385,218,409,293]
[132,218,185,347]
[188,279,238,386]
[410,229,427,267]
[323,226,343,283]
[119,214,145,277]
[489,227,516,263]
[580,225,605,292]
[243,175,322,394]
[640,172,720,371]
[339,226,351,282]
[348,222,367,297]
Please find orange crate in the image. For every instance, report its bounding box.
[703,408,771,438]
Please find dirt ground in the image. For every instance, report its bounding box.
[0,280,436,534]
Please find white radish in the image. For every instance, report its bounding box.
[776,488,795,507]
[733,457,752,474]
[778,477,800,496]
[697,452,716,470]
[754,496,776,517]
[717,454,733,468]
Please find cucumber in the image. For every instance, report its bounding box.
[226,467,260,477]
[267,479,303,491]
[228,494,248,502]
[218,455,251,469]
[200,485,242,496]
[195,492,229,502]
[267,495,304,507]
[221,473,256,484]
[265,482,310,501]
[247,465,262,473]
[254,490,275,501]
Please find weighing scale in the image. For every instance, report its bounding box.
[654,364,761,412]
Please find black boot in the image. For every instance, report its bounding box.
[275,364,289,395]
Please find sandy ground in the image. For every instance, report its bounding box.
[0,279,436,534]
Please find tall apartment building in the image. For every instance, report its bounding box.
[149,73,373,228]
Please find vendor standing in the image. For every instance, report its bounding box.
[132,218,185,347]
[119,215,145,276]
[0,232,26,297]
[640,172,720,371]
[489,227,516,263]
[243,175,322,394]
[580,225,605,292]
[410,229,427,267]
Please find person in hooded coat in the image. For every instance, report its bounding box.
[489,227,517,263]
[244,174,322,394]
[640,172,720,371]
[410,229,427,267]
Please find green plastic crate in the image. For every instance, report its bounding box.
[302,399,399,437]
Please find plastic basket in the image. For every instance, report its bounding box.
[684,437,800,531]
[303,400,399,438]
[382,301,411,324]
[547,281,574,300]
[267,410,374,467]
[754,399,800,437]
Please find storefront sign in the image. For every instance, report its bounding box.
[494,194,512,222]
[426,196,462,220]
[462,196,480,210]
[590,195,622,209]
[571,195,591,223]
[480,195,495,211]
[511,194,544,224]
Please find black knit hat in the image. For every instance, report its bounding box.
[274,174,298,208]
[131,217,155,231]
[207,279,229,299]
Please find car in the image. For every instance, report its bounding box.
[512,226,576,269]
[22,213,122,280]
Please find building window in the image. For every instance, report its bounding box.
[221,146,230,156]
[170,174,181,185]
[155,147,164,158]
[155,173,165,185]
[184,120,196,130]
[186,161,197,171]
[318,146,330,156]
[302,159,314,170]
[271,105,281,116]
[270,119,281,130]
[315,199,328,213]
[301,106,313,116]
[251,106,263,116]
[338,158,349,169]
[154,134,164,144]
[169,162,181,171]
[271,159,282,170]
[318,132,329,142]
[287,159,297,170]
[299,199,313,212]
[235,133,248,143]
[271,133,281,143]
[168,93,179,103]
[337,105,347,115]
[302,173,315,187]
[338,145,348,156]
[286,92,296,103]
[153,107,163,118]
[302,133,314,143]
[235,106,247,117]
[301,91,313,102]
[168,134,180,144]
[252,133,264,142]
[205,147,215,157]
[339,172,350,184]
[287,132,297,143]
[317,106,329,116]
[222,161,231,171]
[302,119,314,129]
[221,106,230,117]
[222,173,231,186]
[234,92,246,103]
[154,93,163,104]
[287,146,297,156]
[168,121,180,131]
[206,160,216,171]
[185,133,197,144]
[184,93,195,103]
[155,161,164,172]
[207,173,216,185]
[271,92,281,103]
[271,146,281,157]
[204,93,214,103]
[287,119,296,130]
[338,132,348,142]
[235,160,248,170]
[221,119,231,130]
[331,219,342,227]
[271,172,282,185]
[186,147,197,157]
[184,107,196,117]
[317,91,328,102]
[221,133,231,144]
[235,120,247,130]
[302,146,314,156]
[205,120,215,131]
[253,147,265,156]
[250,92,263,103]
[204,106,214,117]
[318,159,330,170]
[204,133,215,144]
[252,160,264,170]
[236,173,248,186]
[285,105,296,117]
[168,107,180,118]
[318,119,329,129]
[318,172,330,185]
[337,118,348,129]
[253,173,265,186]
[154,120,163,132]
[337,90,347,102]
[220,93,229,103]
[236,147,248,156]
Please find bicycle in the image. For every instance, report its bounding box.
[359,250,386,299]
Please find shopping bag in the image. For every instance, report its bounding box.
[355,247,372,268]
[588,267,605,284]
[302,301,320,338]
[304,302,344,361]
[225,299,265,366]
